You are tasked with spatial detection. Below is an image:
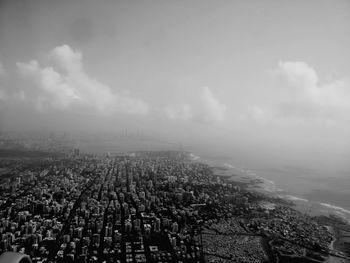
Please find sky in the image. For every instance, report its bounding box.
[0,0,350,173]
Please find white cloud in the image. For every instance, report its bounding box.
[237,105,273,125]
[247,105,268,122]
[240,61,350,125]
[17,60,82,110]
[50,45,83,73]
[164,104,193,120]
[275,61,318,90]
[266,61,350,123]
[16,45,149,115]
[163,87,226,123]
[275,61,350,110]
[200,86,226,122]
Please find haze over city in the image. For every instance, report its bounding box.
[0,0,349,174]
[1,1,350,262]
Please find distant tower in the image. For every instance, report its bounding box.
[73,148,80,157]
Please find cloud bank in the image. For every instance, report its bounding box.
[163,87,226,123]
[200,86,226,122]
[241,61,350,125]
[274,61,350,121]
[1,46,228,128]
[164,104,193,121]
[16,45,149,115]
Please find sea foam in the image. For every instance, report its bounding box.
[320,203,350,215]
[283,195,308,202]
[189,153,200,161]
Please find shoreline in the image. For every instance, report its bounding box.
[201,155,350,224]
[214,163,350,221]
[190,152,350,260]
[326,226,336,250]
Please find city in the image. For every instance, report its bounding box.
[1,149,349,263]
[1,0,350,262]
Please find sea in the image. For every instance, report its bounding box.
[189,151,350,224]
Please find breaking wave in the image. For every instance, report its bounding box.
[189,153,200,161]
[320,203,350,215]
[283,195,308,202]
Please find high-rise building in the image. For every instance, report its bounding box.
[172,222,178,233]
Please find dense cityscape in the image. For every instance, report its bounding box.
[1,0,350,262]
[1,146,349,263]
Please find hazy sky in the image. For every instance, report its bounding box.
[0,0,349,172]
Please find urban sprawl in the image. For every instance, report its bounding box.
[0,150,349,263]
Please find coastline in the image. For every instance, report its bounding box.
[197,154,350,223]
[326,226,336,250]
[189,151,350,260]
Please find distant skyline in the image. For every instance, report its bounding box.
[1,0,349,173]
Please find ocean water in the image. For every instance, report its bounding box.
[191,152,350,223]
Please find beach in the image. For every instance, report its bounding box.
[193,152,350,224]
[190,152,350,261]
